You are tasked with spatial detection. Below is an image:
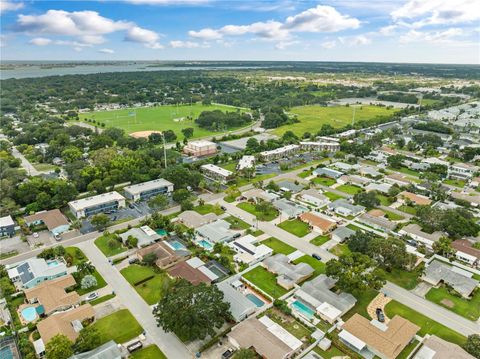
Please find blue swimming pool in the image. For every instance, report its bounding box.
[156,229,167,236]
[246,293,264,307]
[197,239,213,250]
[47,260,60,267]
[292,300,315,320]
[20,306,37,322]
[168,240,186,251]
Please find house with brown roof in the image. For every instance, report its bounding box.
[339,314,420,359]
[167,257,222,285]
[413,335,475,359]
[399,191,432,206]
[136,241,187,269]
[298,212,336,235]
[176,210,217,228]
[24,209,70,236]
[37,304,95,344]
[24,275,79,316]
[452,239,480,267]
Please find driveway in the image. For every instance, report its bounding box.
[76,240,192,358]
[11,146,40,176]
[0,236,30,255]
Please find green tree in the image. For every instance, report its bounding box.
[74,326,101,353]
[91,214,110,230]
[353,191,379,209]
[46,334,73,359]
[172,189,192,203]
[432,237,455,259]
[387,154,404,169]
[464,334,480,358]
[153,279,230,341]
[181,127,194,139]
[234,348,257,359]
[142,252,158,266]
[148,194,169,210]
[126,235,138,248]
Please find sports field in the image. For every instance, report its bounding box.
[273,105,397,136]
[78,103,248,138]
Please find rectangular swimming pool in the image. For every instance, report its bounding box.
[167,240,186,251]
[197,239,213,250]
[292,300,315,320]
[246,293,264,307]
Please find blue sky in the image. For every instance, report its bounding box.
[1,0,479,63]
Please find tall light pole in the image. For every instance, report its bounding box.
[161,131,167,169]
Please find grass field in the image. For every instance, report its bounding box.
[261,237,296,255]
[310,235,330,246]
[383,264,424,290]
[293,255,325,278]
[324,191,345,201]
[312,177,336,186]
[274,105,397,136]
[278,219,311,237]
[94,233,127,257]
[224,215,250,230]
[92,309,143,344]
[242,266,288,298]
[79,103,247,137]
[330,244,352,257]
[381,209,405,221]
[193,203,224,215]
[130,345,167,359]
[344,289,378,320]
[120,264,170,305]
[425,286,480,321]
[337,184,363,195]
[237,202,278,221]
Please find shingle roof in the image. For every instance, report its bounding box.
[24,209,69,231]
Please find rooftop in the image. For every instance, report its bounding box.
[201,163,234,177]
[0,215,14,227]
[216,278,256,322]
[299,212,336,232]
[399,191,432,206]
[423,260,478,297]
[413,335,475,359]
[24,209,69,231]
[177,210,217,228]
[196,219,236,243]
[69,191,125,211]
[123,178,173,195]
[263,253,314,287]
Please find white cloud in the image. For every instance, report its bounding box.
[169,40,209,48]
[125,26,163,48]
[339,34,371,46]
[29,37,52,46]
[274,40,299,50]
[378,25,398,36]
[399,28,464,43]
[391,0,480,27]
[79,35,106,45]
[188,4,360,43]
[126,0,210,5]
[98,48,115,53]
[0,35,6,47]
[321,40,337,49]
[0,1,24,13]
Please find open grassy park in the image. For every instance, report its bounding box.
[274,105,397,136]
[78,103,247,138]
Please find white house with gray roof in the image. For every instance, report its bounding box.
[123,178,173,201]
[331,226,356,243]
[216,278,257,322]
[119,225,161,248]
[69,340,121,359]
[273,198,308,219]
[262,254,314,289]
[196,219,237,244]
[8,258,67,289]
[328,199,365,217]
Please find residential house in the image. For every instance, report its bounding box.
[119,225,161,248]
[451,191,480,207]
[200,164,234,184]
[360,166,382,178]
[451,239,480,267]
[262,254,314,289]
[68,341,122,359]
[399,191,432,206]
[413,335,475,359]
[183,140,217,157]
[365,183,392,194]
[297,189,329,208]
[8,258,67,289]
[338,175,370,187]
[313,167,343,179]
[331,162,360,173]
[24,209,70,236]
[228,316,303,359]
[421,260,478,298]
[339,314,420,359]
[399,224,444,249]
[167,257,223,285]
[68,191,126,219]
[448,162,478,180]
[136,241,188,269]
[237,155,255,171]
[298,212,336,235]
[216,278,257,322]
[24,275,79,316]
[0,215,15,237]
[331,226,356,243]
[385,174,411,187]
[273,198,308,219]
[230,235,273,266]
[294,274,356,323]
[300,138,340,152]
[243,188,280,203]
[277,180,303,193]
[328,199,365,217]
[123,178,174,201]
[259,144,299,161]
[196,219,237,244]
[176,210,217,228]
[358,212,397,232]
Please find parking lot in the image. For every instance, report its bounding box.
[256,152,320,175]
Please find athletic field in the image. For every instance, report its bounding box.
[78,103,247,138]
[273,105,397,136]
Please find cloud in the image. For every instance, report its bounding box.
[274,40,299,50]
[339,34,371,46]
[188,5,360,43]
[378,25,398,36]
[321,40,337,49]
[98,48,115,53]
[391,0,479,27]
[399,28,464,43]
[169,40,209,48]
[29,37,52,46]
[125,26,163,48]
[126,0,210,5]
[0,1,24,13]
[0,35,6,47]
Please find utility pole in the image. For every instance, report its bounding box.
[161,132,167,169]
[352,106,356,126]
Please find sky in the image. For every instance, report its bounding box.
[1,0,479,64]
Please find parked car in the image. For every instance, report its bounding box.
[32,232,39,238]
[128,258,139,264]
[86,292,99,301]
[129,204,135,209]
[312,253,322,261]
[54,234,61,241]
[220,206,227,211]
[127,341,143,353]
[376,308,385,322]
[222,349,234,359]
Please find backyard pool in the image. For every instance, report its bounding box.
[246,293,265,307]
[20,306,37,322]
[155,229,168,236]
[167,240,186,251]
[47,260,61,267]
[292,300,315,320]
[197,239,213,250]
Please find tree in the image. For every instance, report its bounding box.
[126,235,138,248]
[74,326,101,353]
[77,262,95,274]
[325,253,386,295]
[234,348,257,359]
[81,275,97,289]
[464,334,480,358]
[387,154,404,169]
[91,214,110,230]
[172,188,192,203]
[181,127,194,139]
[148,194,169,210]
[353,191,379,209]
[153,279,231,341]
[46,334,73,359]
[180,199,194,211]
[432,237,455,259]
[142,252,157,266]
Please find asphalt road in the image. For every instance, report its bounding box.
[11,146,42,176]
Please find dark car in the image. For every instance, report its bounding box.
[129,203,135,209]
[376,308,385,322]
[222,349,234,359]
[312,253,322,261]
[221,206,227,211]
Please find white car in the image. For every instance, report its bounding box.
[86,292,99,301]
[32,232,39,238]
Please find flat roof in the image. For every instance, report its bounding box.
[187,140,216,147]
[260,144,299,156]
[0,215,14,227]
[68,191,125,211]
[201,163,233,177]
[124,178,173,195]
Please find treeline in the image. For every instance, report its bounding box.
[413,121,453,134]
[378,92,419,104]
[195,110,252,131]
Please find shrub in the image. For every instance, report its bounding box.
[81,275,97,289]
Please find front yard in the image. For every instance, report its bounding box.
[237,202,278,221]
[130,345,167,359]
[277,219,311,237]
[92,309,144,344]
[324,192,345,201]
[312,177,336,186]
[94,233,127,257]
[329,244,351,257]
[242,266,288,298]
[224,215,250,230]
[120,264,171,305]
[381,209,405,221]
[336,184,363,195]
[383,264,424,290]
[292,255,325,278]
[398,205,417,215]
[194,203,225,215]
[261,237,295,255]
[310,235,330,246]
[343,289,378,320]
[425,286,480,321]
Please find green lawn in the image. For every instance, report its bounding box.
[91,309,143,344]
[65,246,87,265]
[33,163,57,171]
[89,293,116,306]
[381,209,405,221]
[66,246,108,296]
[224,215,250,230]
[194,203,224,215]
[310,235,330,246]
[237,202,278,221]
[94,233,127,257]
[443,179,466,188]
[293,255,325,278]
[330,244,351,257]
[346,224,363,232]
[261,237,295,255]
[130,345,167,359]
[79,103,248,138]
[278,219,311,237]
[344,289,378,320]
[312,177,336,186]
[298,170,312,178]
[384,300,466,346]
[398,205,417,215]
[387,166,420,177]
[425,286,480,321]
[76,269,108,295]
[266,310,313,339]
[383,264,424,290]
[377,194,394,206]
[397,340,419,359]
[120,264,170,305]
[220,162,237,172]
[242,266,288,298]
[324,192,345,201]
[314,345,348,359]
[274,105,396,136]
[337,184,363,195]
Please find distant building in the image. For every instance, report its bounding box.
[24,209,70,236]
[200,164,234,184]
[0,215,15,237]
[300,138,340,152]
[237,155,255,171]
[68,191,126,219]
[8,258,67,289]
[259,144,299,161]
[448,162,478,180]
[123,178,174,201]
[183,140,217,157]
[365,183,392,194]
[229,235,273,266]
[328,199,365,217]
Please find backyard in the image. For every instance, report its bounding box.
[237,202,278,221]
[91,309,143,344]
[120,264,171,305]
[242,266,288,298]
[194,203,225,215]
[260,237,296,255]
[381,209,405,221]
[94,233,127,257]
[130,345,167,359]
[398,205,417,215]
[278,219,311,237]
[336,184,363,195]
[323,192,345,201]
[292,255,326,278]
[312,177,336,186]
[425,286,480,321]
